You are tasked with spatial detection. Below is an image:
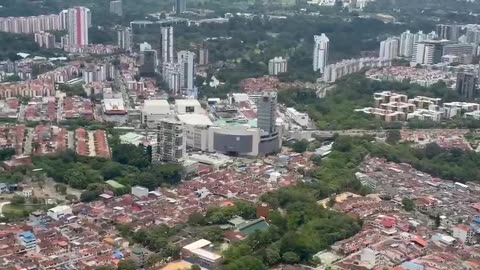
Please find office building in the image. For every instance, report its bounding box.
[117,27,132,52]
[456,72,478,100]
[177,50,195,92]
[443,43,475,64]
[399,30,415,57]
[411,40,449,66]
[140,49,158,76]
[436,24,460,41]
[109,0,123,16]
[163,62,182,95]
[161,26,174,63]
[141,99,171,127]
[175,0,187,14]
[268,57,288,75]
[177,113,212,151]
[67,7,91,47]
[379,37,399,60]
[257,92,282,155]
[313,33,329,73]
[152,118,186,163]
[198,44,209,65]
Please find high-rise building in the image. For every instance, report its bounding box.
[399,30,414,57]
[436,24,460,41]
[67,7,91,47]
[257,92,278,135]
[177,51,195,92]
[117,27,132,52]
[443,43,475,64]
[174,0,187,14]
[456,72,478,100]
[34,31,56,49]
[152,119,186,163]
[198,44,209,65]
[140,50,158,76]
[379,37,399,60]
[466,29,480,44]
[411,40,449,66]
[109,0,123,16]
[161,26,174,63]
[268,57,288,75]
[163,62,182,95]
[313,33,329,73]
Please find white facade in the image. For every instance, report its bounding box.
[67,7,90,47]
[161,26,174,63]
[131,185,149,197]
[313,33,329,73]
[411,42,435,65]
[175,99,202,114]
[379,37,399,60]
[178,114,212,151]
[268,57,288,75]
[163,62,182,95]
[323,57,391,83]
[47,205,73,220]
[452,225,474,244]
[152,119,186,163]
[117,27,132,52]
[399,30,414,57]
[141,99,171,127]
[177,50,195,92]
[286,107,309,127]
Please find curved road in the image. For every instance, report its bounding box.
[0,201,11,217]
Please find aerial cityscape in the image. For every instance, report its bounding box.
[2,0,480,270]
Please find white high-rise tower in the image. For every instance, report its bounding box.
[177,50,195,92]
[161,26,174,63]
[313,33,329,73]
[379,37,399,60]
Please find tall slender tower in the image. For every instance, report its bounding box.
[177,50,195,92]
[161,26,174,63]
[313,33,329,73]
[67,7,90,47]
[379,37,399,60]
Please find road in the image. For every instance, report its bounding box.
[0,201,11,217]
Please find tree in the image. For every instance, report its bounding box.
[118,259,137,270]
[224,256,267,270]
[55,183,67,195]
[264,248,281,266]
[191,265,201,270]
[282,252,300,264]
[386,130,401,144]
[292,139,309,153]
[402,197,415,212]
[434,214,441,228]
[188,212,206,225]
[65,194,78,202]
[424,142,443,159]
[10,195,25,205]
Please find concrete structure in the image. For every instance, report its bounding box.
[109,0,123,16]
[268,57,288,75]
[47,205,73,220]
[141,99,171,127]
[163,62,181,95]
[379,37,399,60]
[257,92,281,155]
[177,113,212,151]
[131,185,149,197]
[175,99,202,114]
[152,119,186,163]
[407,109,443,122]
[443,43,475,64]
[117,27,132,52]
[323,57,391,83]
[436,24,460,41]
[181,239,222,269]
[456,72,478,100]
[313,33,329,73]
[452,224,474,244]
[140,50,158,75]
[34,31,55,49]
[399,30,415,58]
[175,0,187,14]
[208,125,261,156]
[67,7,90,47]
[17,232,37,252]
[161,26,174,63]
[177,51,195,92]
[411,40,450,66]
[198,44,209,65]
[466,29,480,44]
[286,107,309,127]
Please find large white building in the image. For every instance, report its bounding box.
[411,40,449,66]
[141,99,171,127]
[161,26,174,63]
[286,107,309,127]
[379,37,399,60]
[163,62,182,95]
[178,113,213,151]
[47,205,72,220]
[152,119,186,163]
[313,33,329,73]
[399,30,436,58]
[177,50,196,92]
[268,57,288,75]
[175,99,203,114]
[67,7,91,47]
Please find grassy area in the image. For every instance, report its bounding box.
[2,204,49,218]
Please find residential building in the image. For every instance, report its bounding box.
[67,7,91,47]
[177,50,195,92]
[152,118,186,163]
[163,62,182,95]
[117,27,132,52]
[466,29,480,44]
[443,43,475,64]
[313,33,329,73]
[456,72,478,100]
[379,37,399,60]
[407,109,443,122]
[109,0,123,16]
[436,24,460,41]
[140,50,158,76]
[34,31,55,49]
[373,91,408,106]
[198,44,209,65]
[175,0,187,14]
[17,231,37,252]
[453,224,475,244]
[399,30,415,58]
[161,26,174,63]
[354,107,406,122]
[47,205,73,220]
[323,57,391,83]
[411,40,450,66]
[408,96,441,109]
[268,57,288,75]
